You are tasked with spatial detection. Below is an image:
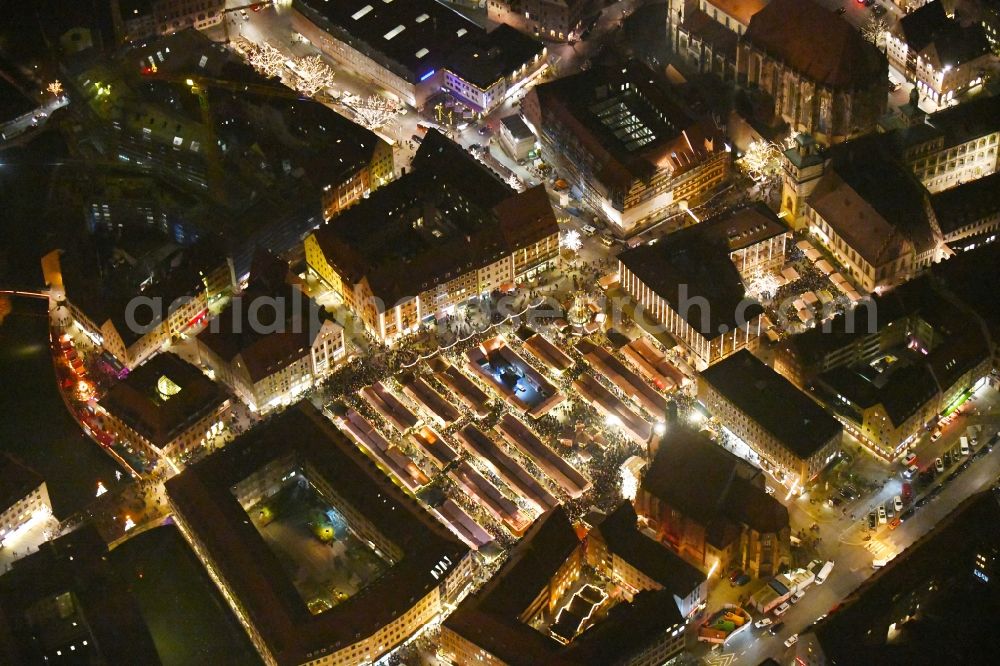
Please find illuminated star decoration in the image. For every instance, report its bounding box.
[560,229,583,254]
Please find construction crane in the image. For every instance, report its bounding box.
[140,69,323,203]
[220,1,275,45]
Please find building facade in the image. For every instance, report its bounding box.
[487,0,586,41]
[523,58,730,236]
[116,0,225,43]
[698,350,843,488]
[617,205,781,369]
[97,353,232,466]
[305,132,559,346]
[0,455,51,545]
[886,1,992,107]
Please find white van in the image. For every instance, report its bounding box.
[960,436,970,456]
[815,560,834,584]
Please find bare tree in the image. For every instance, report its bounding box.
[292,55,335,98]
[862,15,889,46]
[349,94,403,130]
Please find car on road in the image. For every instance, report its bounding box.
[732,574,751,587]
[773,602,791,617]
[904,464,919,479]
[889,516,901,530]
[931,429,942,441]
[769,622,785,635]
[893,495,904,512]
[935,457,945,473]
[754,617,773,629]
[877,505,887,524]
[903,452,917,466]
[944,451,952,466]
[900,507,915,522]
[728,569,744,584]
[784,634,799,648]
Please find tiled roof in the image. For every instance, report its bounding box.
[744,0,886,90]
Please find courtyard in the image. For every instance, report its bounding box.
[246,478,392,615]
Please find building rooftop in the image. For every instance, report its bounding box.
[293,0,540,87]
[0,454,44,511]
[641,426,788,537]
[819,361,939,428]
[198,250,335,383]
[593,503,706,597]
[918,93,1000,147]
[99,352,228,448]
[166,403,469,666]
[896,1,991,66]
[500,113,535,141]
[0,72,35,122]
[529,57,723,188]
[810,489,1000,664]
[896,0,950,52]
[442,506,688,665]
[701,350,843,460]
[810,138,939,264]
[930,240,1000,337]
[312,130,557,309]
[0,525,161,665]
[744,0,886,90]
[618,207,771,339]
[445,24,543,90]
[931,170,1000,236]
[58,230,230,347]
[707,0,768,25]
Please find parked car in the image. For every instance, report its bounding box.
[900,507,915,522]
[791,590,806,604]
[733,574,751,587]
[754,617,773,629]
[893,495,904,512]
[931,429,942,441]
[867,511,877,529]
[916,496,931,508]
[904,464,919,479]
[773,602,791,617]
[877,505,887,524]
[903,452,917,466]
[836,6,846,14]
[769,622,785,635]
[728,569,744,584]
[935,457,945,473]
[784,634,799,648]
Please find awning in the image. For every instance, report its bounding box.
[805,248,822,261]
[781,266,800,281]
[796,240,814,251]
[815,259,834,275]
[846,289,864,302]
[802,291,820,306]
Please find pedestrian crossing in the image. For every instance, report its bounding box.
[865,539,895,558]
